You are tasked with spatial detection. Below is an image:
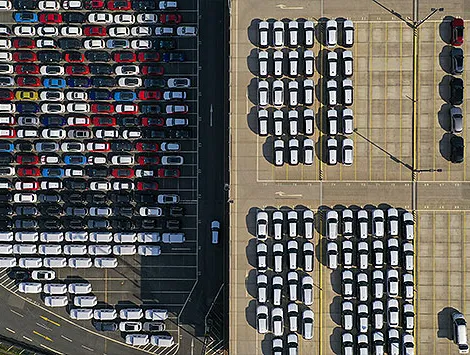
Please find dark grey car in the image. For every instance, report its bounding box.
[450,106,463,133]
[451,47,464,75]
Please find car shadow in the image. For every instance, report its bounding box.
[247,105,259,135]
[246,207,259,236]
[245,299,257,330]
[315,235,328,267]
[329,269,342,296]
[329,326,343,355]
[245,268,258,299]
[439,16,454,44]
[248,19,261,47]
[316,99,329,135]
[260,333,273,355]
[245,238,258,269]
[439,45,453,73]
[316,48,329,78]
[329,295,342,325]
[437,306,458,339]
[315,134,329,164]
[247,48,259,77]
[247,77,260,106]
[262,135,277,165]
[439,132,453,161]
[438,75,453,103]
[315,17,330,46]
[438,103,452,132]
[315,76,327,106]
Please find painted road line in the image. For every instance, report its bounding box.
[368,22,373,181]
[384,22,388,181]
[433,21,437,181]
[22,336,32,342]
[36,322,52,331]
[399,23,403,180]
[432,211,436,355]
[5,328,15,334]
[33,330,53,342]
[40,344,63,355]
[10,309,23,317]
[81,345,95,352]
[40,316,60,327]
[60,335,72,342]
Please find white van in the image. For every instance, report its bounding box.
[0,257,15,267]
[70,308,93,320]
[13,244,37,255]
[137,232,160,243]
[39,244,62,255]
[120,309,143,320]
[113,245,136,256]
[44,283,67,295]
[453,312,469,354]
[45,296,68,308]
[43,257,67,268]
[138,245,161,256]
[145,309,168,321]
[74,295,98,308]
[94,257,118,268]
[0,244,12,254]
[126,334,149,346]
[93,309,117,320]
[19,257,42,268]
[162,233,185,244]
[63,245,87,255]
[40,232,64,243]
[68,283,92,295]
[0,232,12,242]
[68,257,93,269]
[114,232,136,243]
[150,335,174,347]
[89,232,112,243]
[65,231,88,242]
[19,282,42,294]
[88,245,112,255]
[15,231,38,242]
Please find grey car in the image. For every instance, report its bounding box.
[450,106,463,133]
[451,47,464,75]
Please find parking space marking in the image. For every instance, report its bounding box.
[368,22,373,181]
[5,327,15,334]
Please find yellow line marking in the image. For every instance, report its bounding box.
[432,211,436,355]
[369,22,373,180]
[414,209,418,347]
[5,327,15,334]
[40,316,60,327]
[448,211,451,355]
[384,23,388,180]
[462,212,466,311]
[399,23,403,180]
[33,330,53,342]
[318,213,323,355]
[433,21,437,181]
[104,269,108,304]
[40,344,63,355]
[412,27,419,175]
[318,43,324,181]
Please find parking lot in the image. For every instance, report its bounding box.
[229,0,470,354]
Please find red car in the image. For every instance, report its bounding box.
[107,0,131,10]
[13,38,35,49]
[39,13,63,24]
[66,64,90,75]
[141,65,164,76]
[137,155,160,165]
[158,168,180,178]
[141,117,164,126]
[17,76,40,87]
[159,14,182,24]
[138,52,160,62]
[17,167,40,177]
[92,115,116,126]
[0,129,15,138]
[111,168,135,178]
[137,181,158,190]
[84,0,106,9]
[84,26,107,36]
[13,51,37,62]
[451,18,464,46]
[136,142,159,152]
[114,52,137,63]
[15,64,39,75]
[92,103,114,114]
[16,154,39,165]
[64,51,85,63]
[0,89,13,101]
[138,90,162,100]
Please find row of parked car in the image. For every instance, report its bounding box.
[1,0,179,11]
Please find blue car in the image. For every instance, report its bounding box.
[17,103,39,113]
[63,155,87,165]
[162,52,185,63]
[42,168,64,178]
[0,142,14,152]
[41,115,66,126]
[43,78,66,89]
[89,89,111,101]
[114,91,137,101]
[68,77,91,88]
[14,12,38,23]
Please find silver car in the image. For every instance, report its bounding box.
[451,106,463,133]
[302,309,314,340]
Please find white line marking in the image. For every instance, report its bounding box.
[22,336,32,342]
[81,345,95,352]
[10,309,24,317]
[210,104,213,127]
[5,328,15,334]
[40,344,64,355]
[60,335,72,342]
[36,322,52,331]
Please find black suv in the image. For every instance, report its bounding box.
[450,135,464,163]
[450,77,464,105]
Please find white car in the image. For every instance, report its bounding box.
[288,20,298,46]
[357,334,369,355]
[327,51,338,77]
[342,209,354,235]
[403,273,414,300]
[303,210,314,239]
[256,305,268,334]
[288,50,299,76]
[257,242,268,272]
[302,309,314,340]
[343,108,354,134]
[343,138,353,165]
[115,65,139,76]
[272,276,283,306]
[343,20,355,46]
[388,237,399,266]
[373,331,385,355]
[342,240,353,268]
[88,13,113,24]
[37,39,56,48]
[343,79,353,105]
[45,296,68,307]
[327,137,338,165]
[327,241,338,269]
[403,212,414,240]
[19,282,42,294]
[371,271,383,299]
[273,243,284,273]
[372,240,384,268]
[403,242,414,271]
[304,21,315,47]
[342,301,354,331]
[403,333,415,355]
[342,270,354,299]
[343,333,354,355]
[274,139,284,166]
[326,19,338,47]
[288,110,298,135]
[388,299,399,328]
[273,21,284,47]
[327,210,338,239]
[303,138,314,165]
[32,270,55,281]
[328,109,338,135]
[273,50,283,77]
[258,109,268,136]
[14,25,35,36]
[288,81,299,107]
[84,39,104,49]
[357,272,368,301]
[137,13,158,24]
[272,307,284,336]
[327,79,337,106]
[403,303,415,331]
[131,26,152,36]
[287,302,298,332]
[389,329,400,355]
[303,242,314,272]
[155,27,174,36]
[258,21,268,47]
[372,300,384,330]
[343,50,353,76]
[272,80,284,106]
[114,13,135,24]
[372,209,385,237]
[109,26,129,37]
[258,80,268,106]
[176,26,197,36]
[287,240,298,270]
[357,209,368,238]
[387,269,399,297]
[167,78,190,88]
[272,210,283,240]
[387,208,399,236]
[304,50,314,76]
[357,303,369,333]
[289,138,299,165]
[302,276,313,305]
[256,211,268,240]
[62,0,82,9]
[39,1,59,10]
[139,207,162,217]
[274,110,283,136]
[258,51,268,77]
[257,274,267,303]
[304,109,314,135]
[303,79,314,106]
[118,77,142,87]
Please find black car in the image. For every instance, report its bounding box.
[42,219,61,229]
[111,141,133,151]
[113,206,134,218]
[63,12,86,23]
[92,76,115,87]
[450,135,464,163]
[110,192,131,204]
[117,116,138,127]
[111,218,134,230]
[87,167,108,178]
[41,204,62,216]
[89,89,111,100]
[143,78,165,88]
[155,39,176,50]
[89,64,112,75]
[65,206,87,216]
[17,102,38,113]
[64,179,87,190]
[0,154,12,164]
[9,269,29,280]
[166,219,180,230]
[451,47,464,75]
[0,218,11,228]
[58,38,81,50]
[132,0,155,10]
[39,193,61,203]
[15,51,35,62]
[14,0,37,10]
[0,193,11,202]
[68,77,91,88]
[63,192,82,204]
[63,218,85,229]
[85,192,107,204]
[86,50,111,62]
[15,205,38,216]
[134,192,158,204]
[87,219,110,229]
[0,205,12,216]
[15,219,38,229]
[169,129,190,139]
[94,322,118,332]
[143,129,166,139]
[140,104,161,114]
[450,77,464,105]
[15,142,32,152]
[40,115,65,126]
[38,50,61,63]
[141,218,158,229]
[170,206,184,217]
